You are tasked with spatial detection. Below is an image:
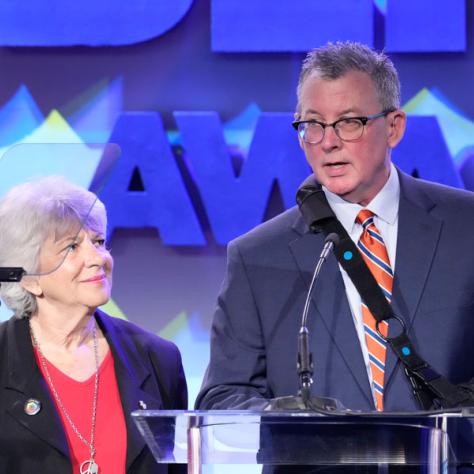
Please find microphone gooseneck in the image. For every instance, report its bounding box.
[297,232,339,406]
[300,233,339,329]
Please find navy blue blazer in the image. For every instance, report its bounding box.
[0,310,187,473]
[196,170,474,411]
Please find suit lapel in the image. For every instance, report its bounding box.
[3,317,70,458]
[289,220,373,406]
[385,173,442,386]
[96,312,163,472]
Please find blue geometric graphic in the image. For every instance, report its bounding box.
[0,86,43,146]
[393,116,463,188]
[65,78,124,143]
[1,85,474,245]
[0,112,104,198]
[403,88,474,167]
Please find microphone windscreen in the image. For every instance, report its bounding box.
[297,186,334,231]
[325,232,340,248]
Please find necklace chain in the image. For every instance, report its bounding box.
[29,318,100,460]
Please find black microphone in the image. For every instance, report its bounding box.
[298,233,339,407]
[0,267,25,282]
[296,181,334,232]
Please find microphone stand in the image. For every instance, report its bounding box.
[298,236,335,406]
[269,233,346,412]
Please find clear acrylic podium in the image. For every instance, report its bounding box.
[132,409,474,473]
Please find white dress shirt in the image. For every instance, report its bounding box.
[323,163,400,404]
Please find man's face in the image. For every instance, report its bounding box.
[297,70,405,206]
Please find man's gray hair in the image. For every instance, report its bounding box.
[296,41,401,116]
[0,176,107,317]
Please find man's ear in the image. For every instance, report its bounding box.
[20,276,43,297]
[387,110,406,149]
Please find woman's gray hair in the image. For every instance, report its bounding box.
[0,176,107,318]
[296,41,401,117]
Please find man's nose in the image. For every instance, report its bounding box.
[320,125,342,152]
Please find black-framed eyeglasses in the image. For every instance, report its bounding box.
[292,109,395,144]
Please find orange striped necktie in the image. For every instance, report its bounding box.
[356,209,393,411]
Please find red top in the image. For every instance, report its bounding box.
[34,347,127,474]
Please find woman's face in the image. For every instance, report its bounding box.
[31,226,113,313]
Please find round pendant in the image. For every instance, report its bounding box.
[80,459,99,474]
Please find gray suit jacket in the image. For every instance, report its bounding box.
[196,170,474,411]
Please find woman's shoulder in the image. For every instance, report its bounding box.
[0,315,24,342]
[96,311,187,407]
[96,310,180,357]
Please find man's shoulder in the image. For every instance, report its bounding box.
[400,171,474,211]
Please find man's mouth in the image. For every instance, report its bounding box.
[323,161,350,176]
[325,161,348,167]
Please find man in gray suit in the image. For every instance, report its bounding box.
[196,42,474,412]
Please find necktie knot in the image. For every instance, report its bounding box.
[356,209,375,229]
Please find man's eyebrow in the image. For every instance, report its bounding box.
[337,108,359,116]
[303,108,360,119]
[302,108,321,117]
